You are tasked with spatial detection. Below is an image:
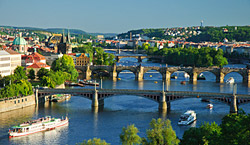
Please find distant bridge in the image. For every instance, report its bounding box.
[75,64,250,84]
[37,88,250,113]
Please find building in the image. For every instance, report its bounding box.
[12,32,28,53]
[0,50,22,77]
[26,62,50,76]
[97,35,104,40]
[21,48,47,67]
[57,31,72,54]
[76,53,90,66]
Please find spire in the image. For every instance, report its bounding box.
[60,29,66,43]
[67,29,71,43]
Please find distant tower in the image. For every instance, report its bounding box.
[67,29,71,43]
[201,20,204,27]
[130,32,132,40]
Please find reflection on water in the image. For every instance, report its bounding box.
[0,105,36,130]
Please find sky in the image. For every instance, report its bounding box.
[0,0,249,33]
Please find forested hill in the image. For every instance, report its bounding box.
[118,26,250,42]
[187,26,250,42]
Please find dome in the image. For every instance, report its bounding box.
[13,37,27,45]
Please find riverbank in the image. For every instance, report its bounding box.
[0,94,36,113]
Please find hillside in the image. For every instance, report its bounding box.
[118,26,250,42]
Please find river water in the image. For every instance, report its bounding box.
[1,54,250,145]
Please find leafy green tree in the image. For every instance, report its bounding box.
[28,69,36,80]
[144,118,180,145]
[220,112,250,145]
[181,122,221,145]
[77,138,110,145]
[41,76,56,88]
[13,66,27,81]
[51,54,78,81]
[120,124,141,145]
[37,68,49,80]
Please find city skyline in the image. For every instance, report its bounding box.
[0,0,250,33]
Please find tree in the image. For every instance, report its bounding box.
[13,66,27,81]
[28,69,36,80]
[144,118,180,145]
[77,138,110,145]
[120,124,141,145]
[37,67,49,80]
[181,122,221,145]
[51,54,78,81]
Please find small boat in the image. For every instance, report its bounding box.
[171,75,177,79]
[184,73,190,78]
[154,81,158,84]
[65,94,71,100]
[201,98,210,102]
[178,110,196,125]
[206,104,213,109]
[197,73,206,80]
[8,116,68,138]
[180,81,186,85]
[79,80,99,86]
[150,75,152,77]
[50,94,70,102]
[226,77,234,84]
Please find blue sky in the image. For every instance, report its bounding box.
[0,0,249,33]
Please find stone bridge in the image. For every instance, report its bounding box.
[115,55,164,63]
[37,88,250,113]
[75,64,250,84]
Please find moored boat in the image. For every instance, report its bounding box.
[197,73,206,80]
[79,80,99,86]
[207,104,213,109]
[226,77,234,84]
[8,116,68,138]
[178,110,196,125]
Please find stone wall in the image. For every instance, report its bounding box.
[0,94,36,113]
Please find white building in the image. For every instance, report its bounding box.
[0,50,22,77]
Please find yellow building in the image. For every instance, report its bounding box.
[76,53,90,66]
[48,34,62,44]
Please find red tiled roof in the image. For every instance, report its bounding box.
[27,62,50,69]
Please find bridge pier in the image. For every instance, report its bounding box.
[190,70,198,84]
[243,69,250,84]
[112,64,117,81]
[35,88,39,105]
[158,91,168,112]
[86,65,92,80]
[216,69,225,83]
[138,56,142,63]
[162,71,171,82]
[136,65,144,81]
[230,95,238,114]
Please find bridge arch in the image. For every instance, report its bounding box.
[224,71,243,83]
[38,92,93,101]
[117,70,136,80]
[98,94,160,103]
[143,69,163,80]
[118,57,138,62]
[91,68,111,78]
[170,71,191,80]
[197,71,217,82]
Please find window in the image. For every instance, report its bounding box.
[22,99,23,102]
[25,98,27,101]
[14,101,16,104]
[18,100,20,103]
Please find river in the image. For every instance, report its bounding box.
[0,54,250,145]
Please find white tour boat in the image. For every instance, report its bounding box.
[178,110,196,125]
[206,104,213,109]
[226,77,235,84]
[8,116,68,138]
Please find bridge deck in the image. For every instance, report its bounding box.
[38,89,250,98]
